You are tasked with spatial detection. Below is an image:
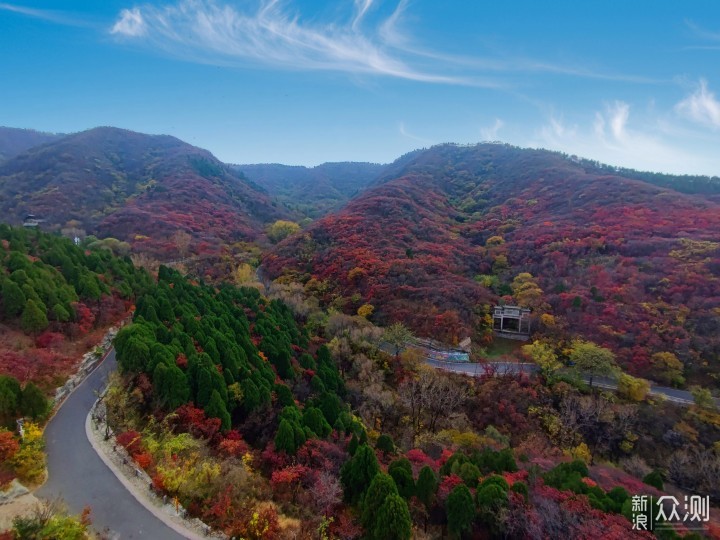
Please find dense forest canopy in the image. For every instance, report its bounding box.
[265,143,720,387]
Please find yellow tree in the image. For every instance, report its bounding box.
[511,272,545,310]
[267,220,301,243]
[522,340,561,376]
[235,263,255,285]
[569,340,617,388]
[357,304,374,319]
[650,352,685,386]
[617,373,650,402]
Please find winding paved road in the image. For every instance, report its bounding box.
[427,358,702,405]
[36,350,187,539]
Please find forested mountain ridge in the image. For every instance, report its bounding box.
[0,127,288,257]
[0,127,62,163]
[264,143,720,385]
[234,161,385,218]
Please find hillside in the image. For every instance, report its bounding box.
[0,127,287,257]
[0,225,152,390]
[0,127,61,162]
[264,143,720,385]
[235,162,384,218]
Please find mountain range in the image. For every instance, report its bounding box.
[234,162,384,218]
[0,127,62,162]
[2,126,719,385]
[0,127,285,256]
[264,143,720,384]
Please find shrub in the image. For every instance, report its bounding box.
[375,434,395,454]
[643,470,664,490]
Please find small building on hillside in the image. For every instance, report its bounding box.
[493,305,531,340]
[23,214,40,228]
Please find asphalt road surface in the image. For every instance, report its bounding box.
[36,349,187,539]
[428,358,700,405]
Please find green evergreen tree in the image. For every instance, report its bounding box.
[118,336,151,373]
[275,418,298,454]
[476,483,507,535]
[361,473,399,528]
[302,406,331,438]
[318,391,343,425]
[447,484,476,539]
[273,349,294,380]
[0,375,21,422]
[643,470,664,490]
[241,379,261,414]
[458,462,482,488]
[154,363,190,410]
[79,275,102,300]
[274,384,295,407]
[204,390,231,431]
[20,383,49,420]
[371,494,412,540]
[51,303,71,322]
[340,444,380,504]
[2,280,26,318]
[333,417,345,434]
[196,369,214,408]
[416,466,438,509]
[388,458,415,499]
[298,353,316,370]
[21,299,48,334]
[348,433,359,456]
[375,434,395,454]
[156,296,175,323]
[292,422,307,450]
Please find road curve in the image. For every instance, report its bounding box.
[428,359,701,405]
[36,350,187,539]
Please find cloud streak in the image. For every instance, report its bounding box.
[108,0,482,85]
[107,0,658,87]
[111,8,146,37]
[530,100,720,176]
[0,2,91,27]
[676,79,720,128]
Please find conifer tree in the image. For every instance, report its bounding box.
[447,484,476,539]
[20,383,49,420]
[371,494,412,540]
[21,299,48,334]
[416,466,438,509]
[361,473,398,529]
[118,336,151,373]
[340,444,379,504]
[0,375,21,422]
[205,390,231,431]
[196,369,214,408]
[2,280,25,318]
[302,406,331,438]
[275,418,297,454]
[388,458,415,499]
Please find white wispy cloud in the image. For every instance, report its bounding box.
[676,79,720,128]
[685,20,720,42]
[0,2,90,27]
[398,121,433,144]
[111,8,146,37]
[108,0,479,85]
[480,118,504,141]
[106,0,658,87]
[530,101,720,176]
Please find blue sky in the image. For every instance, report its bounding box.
[2,1,720,175]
